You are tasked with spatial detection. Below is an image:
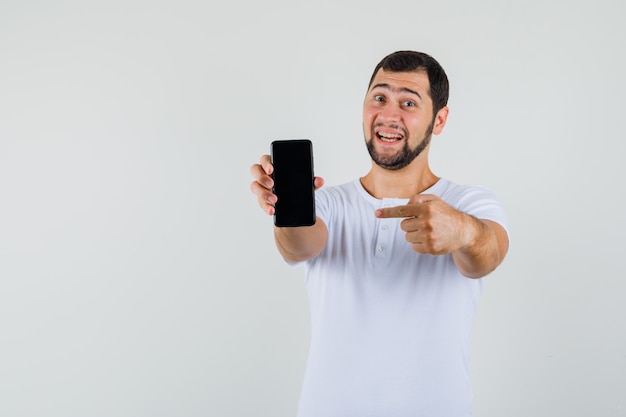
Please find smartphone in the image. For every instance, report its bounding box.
[270,139,316,227]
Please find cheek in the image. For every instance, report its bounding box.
[407,117,426,134]
[362,108,376,126]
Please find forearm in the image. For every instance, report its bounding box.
[452,216,508,279]
[274,218,328,263]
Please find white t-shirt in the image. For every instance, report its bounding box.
[295,178,509,417]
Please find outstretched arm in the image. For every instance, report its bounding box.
[375,194,509,278]
[250,154,328,263]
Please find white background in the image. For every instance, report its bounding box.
[1,1,624,416]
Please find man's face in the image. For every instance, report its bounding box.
[362,69,437,170]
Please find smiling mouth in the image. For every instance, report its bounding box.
[376,130,403,143]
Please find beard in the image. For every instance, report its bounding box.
[365,120,434,170]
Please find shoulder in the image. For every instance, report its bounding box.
[315,179,373,225]
[316,179,361,202]
[433,178,500,205]
[434,178,509,229]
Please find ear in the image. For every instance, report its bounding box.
[432,106,449,135]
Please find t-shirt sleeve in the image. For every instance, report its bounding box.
[313,187,332,227]
[282,188,332,268]
[455,186,509,236]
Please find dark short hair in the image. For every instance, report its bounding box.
[368,50,449,115]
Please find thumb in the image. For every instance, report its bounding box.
[314,176,325,190]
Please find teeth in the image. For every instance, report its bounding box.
[378,132,402,141]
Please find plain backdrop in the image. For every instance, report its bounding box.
[1,1,625,416]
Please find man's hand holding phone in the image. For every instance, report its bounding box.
[249,148,324,221]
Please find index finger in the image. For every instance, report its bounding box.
[375,205,418,219]
[259,154,273,175]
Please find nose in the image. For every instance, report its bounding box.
[377,103,401,123]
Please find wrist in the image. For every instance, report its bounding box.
[459,213,483,252]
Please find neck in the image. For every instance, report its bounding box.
[360,156,438,199]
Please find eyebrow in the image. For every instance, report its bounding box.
[370,83,423,101]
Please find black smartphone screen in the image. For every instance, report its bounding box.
[270,139,316,227]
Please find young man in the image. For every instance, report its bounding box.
[250,50,509,417]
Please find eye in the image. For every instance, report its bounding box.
[374,95,385,102]
[402,100,416,107]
